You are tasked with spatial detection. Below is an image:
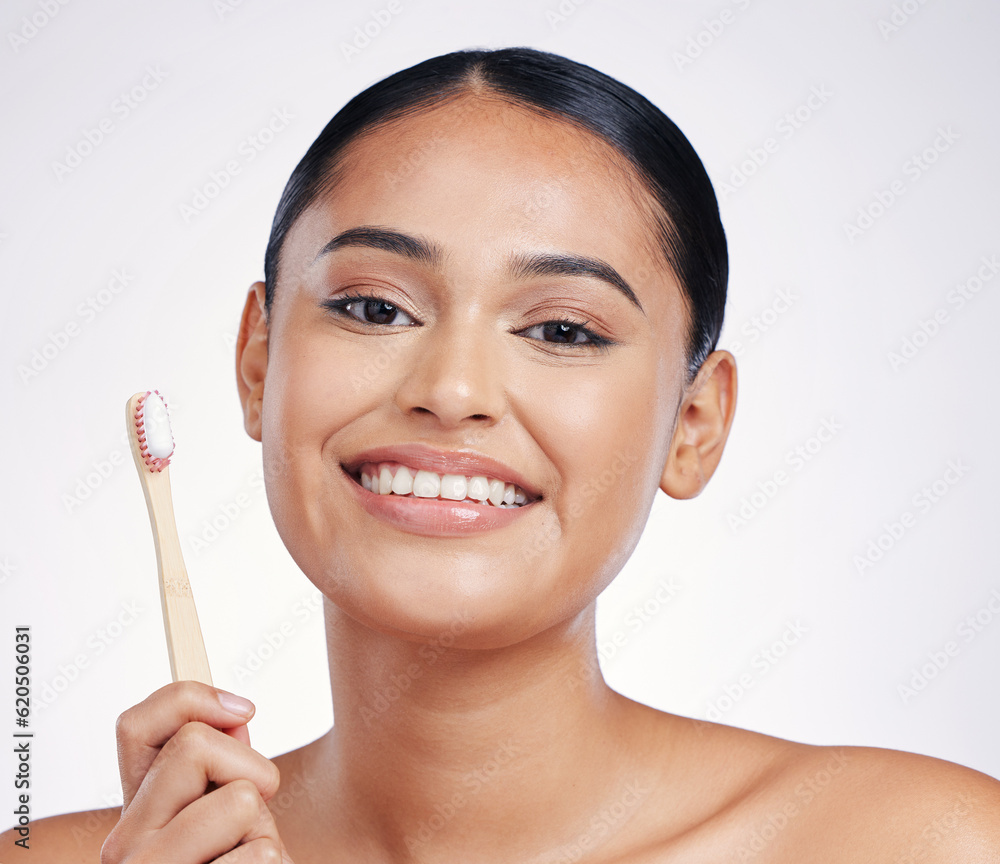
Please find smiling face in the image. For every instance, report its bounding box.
[237,94,728,649]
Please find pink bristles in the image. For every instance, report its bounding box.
[134,389,174,472]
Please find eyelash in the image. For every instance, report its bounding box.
[320,292,615,352]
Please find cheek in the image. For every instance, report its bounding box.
[516,356,668,605]
[257,326,368,562]
[264,305,384,452]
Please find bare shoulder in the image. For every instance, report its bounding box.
[794,744,1000,862]
[653,717,1000,862]
[0,806,121,863]
[742,732,1000,862]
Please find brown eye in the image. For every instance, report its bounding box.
[519,320,613,350]
[543,322,586,343]
[321,294,417,327]
[357,298,399,325]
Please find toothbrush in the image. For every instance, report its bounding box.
[126,390,213,685]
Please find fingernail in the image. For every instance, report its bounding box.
[216,689,255,717]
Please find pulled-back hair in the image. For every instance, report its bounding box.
[264,47,727,378]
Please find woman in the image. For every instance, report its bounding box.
[9,47,999,863]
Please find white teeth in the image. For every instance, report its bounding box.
[440,474,468,501]
[412,470,441,498]
[467,476,490,501]
[488,478,506,507]
[359,462,532,507]
[390,465,413,495]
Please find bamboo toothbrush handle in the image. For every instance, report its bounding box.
[126,393,213,685]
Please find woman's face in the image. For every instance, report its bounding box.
[244,95,698,648]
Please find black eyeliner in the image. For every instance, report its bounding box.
[321,293,615,351]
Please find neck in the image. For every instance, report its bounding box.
[299,599,656,862]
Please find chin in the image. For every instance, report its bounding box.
[308,546,587,650]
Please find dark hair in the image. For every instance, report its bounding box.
[264,47,727,378]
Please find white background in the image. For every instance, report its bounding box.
[2,0,998,822]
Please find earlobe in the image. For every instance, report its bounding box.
[660,350,738,500]
[236,281,268,442]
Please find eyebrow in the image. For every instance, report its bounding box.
[507,251,644,315]
[313,226,645,315]
[313,226,443,266]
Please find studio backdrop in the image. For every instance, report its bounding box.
[2,0,998,820]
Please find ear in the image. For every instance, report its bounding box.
[236,281,268,442]
[660,350,737,499]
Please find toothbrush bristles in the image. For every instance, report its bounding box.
[135,389,174,472]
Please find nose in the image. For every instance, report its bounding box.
[393,315,507,433]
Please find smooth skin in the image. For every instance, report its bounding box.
[8,93,1000,862]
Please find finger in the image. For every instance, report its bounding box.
[102,779,290,864]
[222,723,252,747]
[214,839,292,864]
[115,680,255,807]
[122,721,280,831]
[160,779,285,862]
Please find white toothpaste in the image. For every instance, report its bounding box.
[143,391,174,459]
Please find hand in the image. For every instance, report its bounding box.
[101,680,293,863]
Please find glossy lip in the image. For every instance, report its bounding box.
[341,461,538,537]
[341,443,543,501]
